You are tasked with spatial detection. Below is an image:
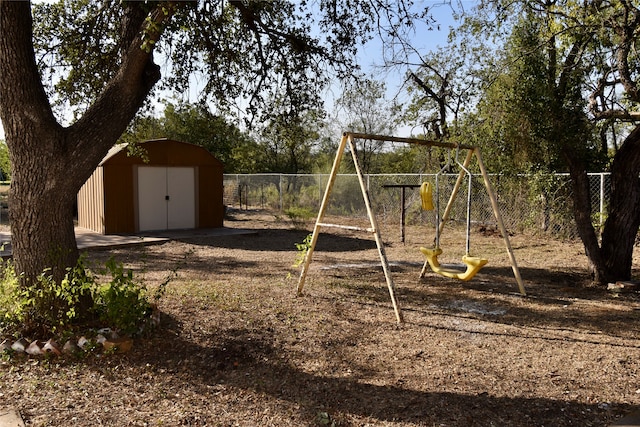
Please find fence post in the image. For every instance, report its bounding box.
[279,174,283,211]
[600,173,605,232]
[235,174,241,208]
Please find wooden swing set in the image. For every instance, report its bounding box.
[296,132,526,323]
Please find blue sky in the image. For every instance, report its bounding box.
[332,1,464,136]
[358,1,461,71]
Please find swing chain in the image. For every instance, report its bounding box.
[431,147,474,256]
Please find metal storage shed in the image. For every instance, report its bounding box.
[77,138,224,234]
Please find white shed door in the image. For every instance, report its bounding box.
[167,167,195,230]
[138,166,195,231]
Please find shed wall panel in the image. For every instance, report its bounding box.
[103,165,135,234]
[77,167,105,233]
[198,166,224,228]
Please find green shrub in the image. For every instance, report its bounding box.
[285,206,315,220]
[0,261,20,331]
[16,257,96,335]
[94,258,151,336]
[0,256,156,338]
[293,233,313,267]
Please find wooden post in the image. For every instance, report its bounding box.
[346,135,404,323]
[381,184,421,243]
[474,148,526,295]
[297,134,349,295]
[400,186,406,243]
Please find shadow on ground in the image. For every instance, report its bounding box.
[81,318,629,426]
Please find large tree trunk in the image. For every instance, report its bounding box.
[9,136,82,285]
[0,3,78,284]
[599,126,640,283]
[564,126,640,285]
[0,2,171,291]
[564,152,606,282]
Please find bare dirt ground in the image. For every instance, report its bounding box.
[1,208,640,426]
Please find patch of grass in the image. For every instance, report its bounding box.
[170,281,246,312]
[285,206,315,229]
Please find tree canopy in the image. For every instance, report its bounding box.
[31,0,430,127]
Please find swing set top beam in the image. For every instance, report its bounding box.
[345,132,476,151]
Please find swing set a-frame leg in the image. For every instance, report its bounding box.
[297,133,404,323]
[296,134,348,297]
[419,148,526,296]
[346,135,403,323]
[474,148,526,295]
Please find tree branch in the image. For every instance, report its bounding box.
[612,2,640,101]
[68,2,180,179]
[0,2,61,140]
[590,109,640,121]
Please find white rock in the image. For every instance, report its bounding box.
[43,339,61,356]
[11,338,28,353]
[62,339,81,354]
[25,340,43,356]
[77,336,90,349]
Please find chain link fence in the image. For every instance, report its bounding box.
[224,173,611,239]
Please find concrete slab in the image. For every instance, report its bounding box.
[0,408,25,427]
[0,226,257,258]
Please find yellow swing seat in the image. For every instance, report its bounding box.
[420,182,434,210]
[420,247,488,282]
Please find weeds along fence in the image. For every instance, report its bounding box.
[223,173,611,239]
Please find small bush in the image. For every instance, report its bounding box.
[285,206,316,221]
[285,206,316,230]
[293,233,313,267]
[93,258,152,336]
[0,256,157,338]
[16,257,96,335]
[0,261,20,331]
